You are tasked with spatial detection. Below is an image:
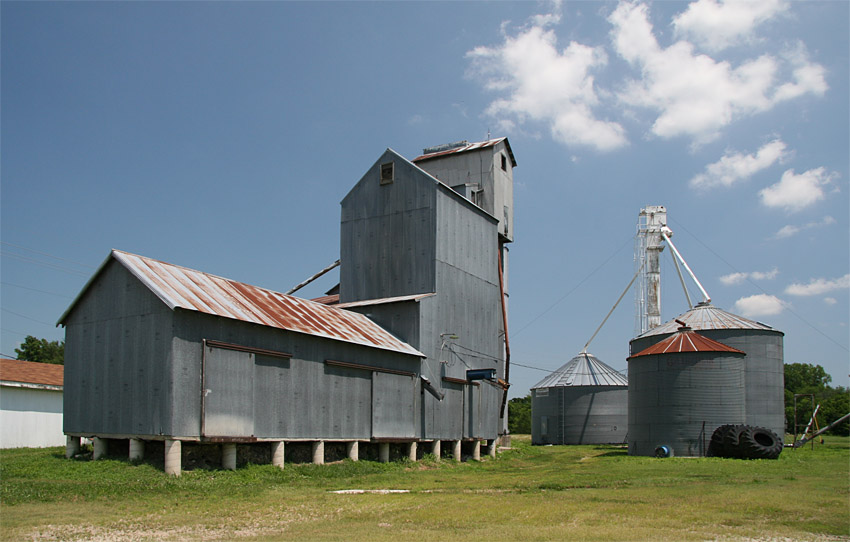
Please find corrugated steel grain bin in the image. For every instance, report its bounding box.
[531,353,628,445]
[627,324,746,457]
[630,303,785,437]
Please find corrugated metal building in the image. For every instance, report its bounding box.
[530,353,628,445]
[629,302,785,439]
[59,138,515,472]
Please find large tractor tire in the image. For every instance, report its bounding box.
[739,426,783,460]
[722,424,749,458]
[707,424,734,457]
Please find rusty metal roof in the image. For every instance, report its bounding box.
[629,328,745,359]
[60,250,424,358]
[412,137,516,167]
[1,358,63,388]
[532,353,627,389]
[635,302,779,339]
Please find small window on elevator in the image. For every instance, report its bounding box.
[380,162,394,185]
[500,153,507,171]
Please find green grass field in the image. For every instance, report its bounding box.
[1,435,847,541]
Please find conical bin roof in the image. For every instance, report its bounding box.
[532,352,628,389]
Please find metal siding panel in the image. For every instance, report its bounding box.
[203,346,254,437]
[63,261,173,437]
[372,371,416,438]
[341,150,437,303]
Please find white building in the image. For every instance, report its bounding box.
[1,359,65,448]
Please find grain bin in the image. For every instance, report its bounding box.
[627,322,747,457]
[531,353,628,445]
[630,302,785,437]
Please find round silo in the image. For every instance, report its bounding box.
[531,353,628,445]
[627,323,747,457]
[630,302,785,437]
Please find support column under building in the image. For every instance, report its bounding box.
[129,439,144,461]
[93,437,107,460]
[452,440,461,462]
[431,440,441,461]
[164,439,181,477]
[347,441,359,461]
[222,443,237,470]
[271,441,285,469]
[65,436,81,459]
[379,442,390,463]
[312,441,325,465]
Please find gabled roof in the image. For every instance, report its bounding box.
[629,327,745,359]
[342,148,498,224]
[532,353,627,389]
[635,302,780,339]
[59,250,424,358]
[413,137,516,167]
[0,359,63,388]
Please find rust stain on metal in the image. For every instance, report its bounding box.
[629,329,745,359]
[109,250,423,358]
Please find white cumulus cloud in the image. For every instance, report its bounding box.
[672,0,789,52]
[466,15,627,152]
[690,139,787,189]
[608,1,827,143]
[785,274,850,296]
[759,167,837,212]
[720,268,779,285]
[734,294,785,317]
[774,215,835,239]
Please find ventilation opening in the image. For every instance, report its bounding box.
[380,162,394,185]
[501,153,507,171]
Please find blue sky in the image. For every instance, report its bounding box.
[2,1,847,397]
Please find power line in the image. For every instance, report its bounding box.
[512,235,634,338]
[1,252,91,277]
[0,241,96,269]
[670,218,848,353]
[1,281,74,299]
[1,308,56,327]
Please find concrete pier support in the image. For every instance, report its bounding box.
[431,440,441,461]
[379,442,390,463]
[452,440,461,462]
[222,443,237,470]
[472,440,481,461]
[93,437,107,460]
[65,436,81,459]
[271,441,285,469]
[164,439,181,477]
[407,441,417,462]
[487,439,497,458]
[129,439,145,461]
[346,441,359,461]
[312,441,324,465]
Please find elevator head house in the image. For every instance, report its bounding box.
[58,138,515,472]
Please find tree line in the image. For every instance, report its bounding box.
[9,336,849,436]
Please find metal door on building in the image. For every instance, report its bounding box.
[371,371,416,439]
[202,345,254,438]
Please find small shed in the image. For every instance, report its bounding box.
[0,359,64,448]
[531,353,628,445]
[59,249,426,473]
